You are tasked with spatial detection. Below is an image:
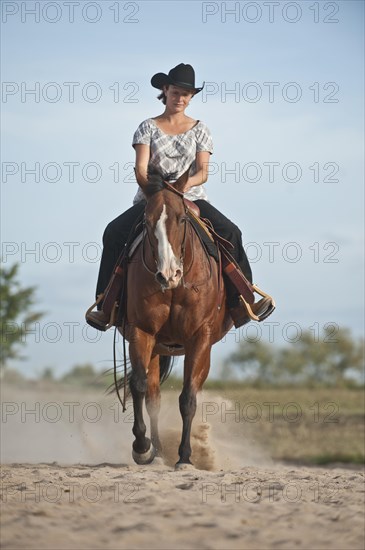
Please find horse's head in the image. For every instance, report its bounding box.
[143,169,189,291]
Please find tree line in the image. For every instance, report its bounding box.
[222,326,364,386]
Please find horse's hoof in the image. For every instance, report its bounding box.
[175,462,195,471]
[132,443,156,465]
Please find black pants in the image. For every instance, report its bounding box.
[96,200,253,299]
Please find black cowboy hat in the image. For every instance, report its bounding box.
[151,63,205,94]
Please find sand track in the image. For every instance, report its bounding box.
[1,385,364,549]
[1,461,364,549]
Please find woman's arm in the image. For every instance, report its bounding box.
[134,143,150,194]
[183,151,211,192]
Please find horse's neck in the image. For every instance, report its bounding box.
[184,222,213,274]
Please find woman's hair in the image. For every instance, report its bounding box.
[157,91,167,104]
[157,85,169,105]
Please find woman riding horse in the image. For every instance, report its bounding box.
[86,63,272,330]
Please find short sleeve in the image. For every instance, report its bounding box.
[195,123,213,154]
[132,119,151,147]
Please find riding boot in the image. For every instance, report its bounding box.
[224,280,248,328]
[228,294,273,328]
[86,263,125,331]
[86,309,111,331]
[225,277,274,328]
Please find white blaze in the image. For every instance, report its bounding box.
[154,204,181,281]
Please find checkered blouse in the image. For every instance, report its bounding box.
[132,118,213,204]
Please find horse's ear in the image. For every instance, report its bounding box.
[143,167,164,198]
[173,167,190,193]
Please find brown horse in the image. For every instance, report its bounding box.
[120,169,233,468]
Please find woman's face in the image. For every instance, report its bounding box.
[164,85,194,112]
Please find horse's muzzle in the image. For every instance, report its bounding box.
[155,268,183,290]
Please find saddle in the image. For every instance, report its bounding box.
[185,205,275,320]
[85,202,275,330]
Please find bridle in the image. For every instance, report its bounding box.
[141,182,191,277]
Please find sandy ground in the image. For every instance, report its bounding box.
[1,385,364,549]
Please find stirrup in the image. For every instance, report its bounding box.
[85,294,118,331]
[240,285,276,322]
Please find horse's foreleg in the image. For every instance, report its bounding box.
[129,330,156,464]
[177,342,211,467]
[145,354,162,455]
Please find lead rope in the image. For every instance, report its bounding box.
[113,326,126,412]
[122,312,127,410]
[113,261,129,413]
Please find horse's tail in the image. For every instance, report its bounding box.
[106,359,132,399]
[159,355,175,384]
[107,355,175,400]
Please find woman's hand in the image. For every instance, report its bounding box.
[181,178,192,193]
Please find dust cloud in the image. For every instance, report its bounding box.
[1,385,270,469]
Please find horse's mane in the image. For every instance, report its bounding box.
[144,169,165,198]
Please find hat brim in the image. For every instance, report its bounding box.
[151,72,204,94]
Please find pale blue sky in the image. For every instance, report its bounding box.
[1,0,364,378]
